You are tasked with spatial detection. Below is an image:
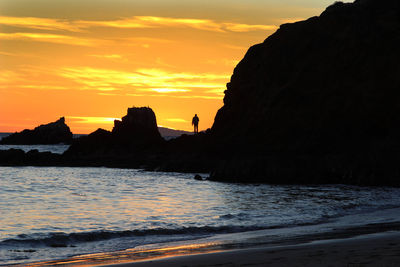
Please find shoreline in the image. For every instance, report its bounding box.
[19,223,400,267]
[101,231,400,267]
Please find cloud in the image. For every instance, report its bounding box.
[0,70,20,82]
[165,118,188,123]
[57,67,228,97]
[90,54,122,59]
[78,16,277,33]
[206,58,239,67]
[19,85,70,90]
[0,51,16,56]
[222,23,277,32]
[1,15,277,34]
[0,32,100,46]
[0,16,82,32]
[126,93,222,100]
[140,88,191,93]
[206,88,225,96]
[89,54,123,60]
[77,16,224,32]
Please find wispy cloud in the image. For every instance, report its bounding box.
[0,70,20,82]
[77,16,223,32]
[19,85,70,90]
[57,67,228,97]
[0,16,82,32]
[165,118,188,123]
[206,58,239,67]
[126,93,222,100]
[0,32,100,46]
[1,15,277,34]
[223,23,277,32]
[206,88,225,96]
[140,88,191,93]
[78,16,277,33]
[0,51,16,56]
[89,54,123,59]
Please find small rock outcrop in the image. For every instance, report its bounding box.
[65,107,164,158]
[0,117,73,145]
[112,107,163,146]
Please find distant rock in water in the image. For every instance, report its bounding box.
[0,117,73,145]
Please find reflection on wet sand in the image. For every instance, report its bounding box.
[24,242,224,267]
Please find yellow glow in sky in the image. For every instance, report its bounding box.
[0,0,350,133]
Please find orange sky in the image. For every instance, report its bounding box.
[0,0,351,134]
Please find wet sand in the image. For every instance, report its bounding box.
[101,232,400,267]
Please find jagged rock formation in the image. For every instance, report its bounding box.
[208,0,400,184]
[112,107,162,145]
[65,107,164,160]
[0,117,73,145]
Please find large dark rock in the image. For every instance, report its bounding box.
[208,0,400,184]
[0,117,73,145]
[213,0,400,152]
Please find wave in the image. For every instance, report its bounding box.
[0,225,266,248]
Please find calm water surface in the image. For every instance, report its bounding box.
[1,166,400,265]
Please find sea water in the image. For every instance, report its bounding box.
[1,166,400,265]
[0,133,70,155]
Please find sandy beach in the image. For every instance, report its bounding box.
[24,230,400,267]
[101,232,400,267]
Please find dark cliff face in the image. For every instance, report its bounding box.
[212,0,400,153]
[0,117,73,145]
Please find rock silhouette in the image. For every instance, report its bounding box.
[213,0,400,152]
[112,107,163,146]
[2,0,400,186]
[64,107,164,162]
[0,117,73,145]
[208,0,400,184]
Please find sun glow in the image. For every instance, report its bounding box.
[68,116,119,124]
[0,0,326,133]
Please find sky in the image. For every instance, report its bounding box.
[0,0,352,134]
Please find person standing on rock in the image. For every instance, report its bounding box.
[192,114,199,134]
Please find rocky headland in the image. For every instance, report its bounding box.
[0,117,73,145]
[207,0,400,185]
[1,0,400,186]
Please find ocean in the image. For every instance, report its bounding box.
[0,133,70,154]
[1,142,400,265]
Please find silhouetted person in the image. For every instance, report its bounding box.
[192,114,199,134]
